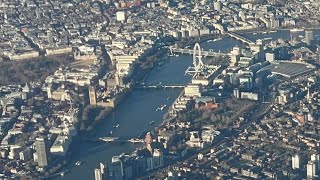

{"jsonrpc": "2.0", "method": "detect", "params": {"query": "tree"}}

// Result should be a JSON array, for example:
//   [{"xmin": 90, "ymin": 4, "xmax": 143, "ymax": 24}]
[
  {"xmin": 210, "ymin": 114, "xmax": 216, "ymax": 122},
  {"xmin": 27, "ymin": 98, "xmax": 35, "ymax": 106},
  {"xmin": 202, "ymin": 110, "xmax": 212, "ymax": 120}
]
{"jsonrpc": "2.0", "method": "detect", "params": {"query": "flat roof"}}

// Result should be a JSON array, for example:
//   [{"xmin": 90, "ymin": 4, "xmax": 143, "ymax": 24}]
[{"xmin": 259, "ymin": 62, "xmax": 315, "ymax": 78}]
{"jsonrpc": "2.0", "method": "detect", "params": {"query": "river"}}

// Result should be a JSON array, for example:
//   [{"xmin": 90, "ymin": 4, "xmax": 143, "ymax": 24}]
[{"xmin": 55, "ymin": 29, "xmax": 320, "ymax": 180}]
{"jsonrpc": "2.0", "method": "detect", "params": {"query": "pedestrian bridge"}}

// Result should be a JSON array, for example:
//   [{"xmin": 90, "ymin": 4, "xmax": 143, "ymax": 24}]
[{"xmin": 170, "ymin": 47, "xmax": 230, "ymax": 57}]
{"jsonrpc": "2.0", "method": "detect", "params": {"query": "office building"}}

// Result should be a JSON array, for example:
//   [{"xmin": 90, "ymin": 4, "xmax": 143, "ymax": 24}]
[
  {"xmin": 311, "ymin": 154, "xmax": 320, "ymax": 171},
  {"xmin": 266, "ymin": 52, "xmax": 275, "ymax": 62},
  {"xmin": 35, "ymin": 137, "xmax": 48, "ymax": 167},
  {"xmin": 213, "ymin": 1, "xmax": 222, "ymax": 11},
  {"xmin": 184, "ymin": 84, "xmax": 201, "ymax": 97},
  {"xmin": 305, "ymin": 30, "xmax": 314, "ymax": 45},
  {"xmin": 110, "ymin": 156, "xmax": 124, "ymax": 180},
  {"xmin": 116, "ymin": 11, "xmax": 126, "ymax": 22},
  {"xmin": 19, "ymin": 148, "xmax": 32, "ymax": 161},
  {"xmin": 94, "ymin": 162, "xmax": 110, "ymax": 180},
  {"xmin": 95, "ymin": 168, "xmax": 103, "ymax": 180},
  {"xmin": 100, "ymin": 162, "xmax": 110, "ymax": 180},
  {"xmin": 233, "ymin": 88, "xmax": 240, "ymax": 99},
  {"xmin": 307, "ymin": 161, "xmax": 316, "ymax": 178},
  {"xmin": 89, "ymin": 86, "xmax": 97, "ymax": 105},
  {"xmin": 292, "ymin": 154, "xmax": 300, "ymax": 169},
  {"xmin": 153, "ymin": 149, "xmax": 164, "ymax": 168}
]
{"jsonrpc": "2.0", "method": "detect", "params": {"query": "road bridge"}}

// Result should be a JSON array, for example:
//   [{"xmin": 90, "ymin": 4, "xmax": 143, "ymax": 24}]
[
  {"xmin": 226, "ymin": 32, "xmax": 255, "ymax": 45},
  {"xmin": 98, "ymin": 137, "xmax": 145, "ymax": 143},
  {"xmin": 135, "ymin": 84, "xmax": 185, "ymax": 89}
]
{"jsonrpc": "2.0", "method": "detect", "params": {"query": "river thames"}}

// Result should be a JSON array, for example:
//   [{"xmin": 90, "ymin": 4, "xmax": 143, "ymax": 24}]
[{"xmin": 55, "ymin": 29, "xmax": 320, "ymax": 180}]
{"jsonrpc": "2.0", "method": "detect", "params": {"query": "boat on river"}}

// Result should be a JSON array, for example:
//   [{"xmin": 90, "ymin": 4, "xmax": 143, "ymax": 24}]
[
  {"xmin": 99, "ymin": 137, "xmax": 119, "ymax": 142},
  {"xmin": 149, "ymin": 121, "xmax": 155, "ymax": 125},
  {"xmin": 60, "ymin": 170, "xmax": 69, "ymax": 176},
  {"xmin": 75, "ymin": 161, "xmax": 82, "ymax": 166},
  {"xmin": 290, "ymin": 28, "xmax": 304, "ymax": 32},
  {"xmin": 159, "ymin": 104, "xmax": 167, "ymax": 111},
  {"xmin": 213, "ymin": 38, "xmax": 222, "ymax": 42}
]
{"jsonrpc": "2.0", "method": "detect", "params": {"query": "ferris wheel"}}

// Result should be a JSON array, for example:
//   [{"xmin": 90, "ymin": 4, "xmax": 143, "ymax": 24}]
[{"xmin": 193, "ymin": 43, "xmax": 204, "ymax": 72}]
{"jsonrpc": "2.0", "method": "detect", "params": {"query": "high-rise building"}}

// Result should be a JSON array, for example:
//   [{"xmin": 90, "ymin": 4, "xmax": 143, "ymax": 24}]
[
  {"xmin": 100, "ymin": 162, "xmax": 110, "ymax": 180},
  {"xmin": 307, "ymin": 161, "xmax": 316, "ymax": 178},
  {"xmin": 89, "ymin": 86, "xmax": 97, "ymax": 105},
  {"xmin": 292, "ymin": 154, "xmax": 300, "ymax": 169},
  {"xmin": 233, "ymin": 88, "xmax": 240, "ymax": 99},
  {"xmin": 230, "ymin": 46, "xmax": 241, "ymax": 66},
  {"xmin": 116, "ymin": 11, "xmax": 126, "ymax": 22},
  {"xmin": 213, "ymin": 1, "xmax": 222, "ymax": 11},
  {"xmin": 94, "ymin": 163, "xmax": 110, "ymax": 180},
  {"xmin": 110, "ymin": 156, "xmax": 124, "ymax": 180},
  {"xmin": 265, "ymin": 52, "xmax": 275, "ymax": 62},
  {"xmin": 311, "ymin": 154, "xmax": 320, "ymax": 171},
  {"xmin": 47, "ymin": 31, "xmax": 54, "ymax": 44},
  {"xmin": 135, "ymin": 156, "xmax": 147, "ymax": 177},
  {"xmin": 153, "ymin": 149, "xmax": 164, "ymax": 168},
  {"xmin": 35, "ymin": 137, "xmax": 48, "ymax": 167},
  {"xmin": 305, "ymin": 30, "xmax": 314, "ymax": 45},
  {"xmin": 19, "ymin": 148, "xmax": 32, "ymax": 161},
  {"xmin": 95, "ymin": 168, "xmax": 103, "ymax": 180}
]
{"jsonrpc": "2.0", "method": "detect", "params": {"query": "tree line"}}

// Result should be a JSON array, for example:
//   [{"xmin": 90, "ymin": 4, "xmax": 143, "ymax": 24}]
[{"xmin": 0, "ymin": 56, "xmax": 72, "ymax": 85}]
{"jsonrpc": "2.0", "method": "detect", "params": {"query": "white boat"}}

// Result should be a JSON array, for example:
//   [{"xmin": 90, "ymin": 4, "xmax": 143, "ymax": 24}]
[
  {"xmin": 115, "ymin": 124, "xmax": 120, "ymax": 128},
  {"xmin": 160, "ymin": 104, "xmax": 167, "ymax": 111},
  {"xmin": 109, "ymin": 131, "xmax": 113, "ymax": 134},
  {"xmin": 75, "ymin": 161, "xmax": 82, "ymax": 166},
  {"xmin": 253, "ymin": 32, "xmax": 257, "ymax": 35},
  {"xmin": 128, "ymin": 138, "xmax": 144, "ymax": 143},
  {"xmin": 263, "ymin": 37, "xmax": 272, "ymax": 40},
  {"xmin": 60, "ymin": 172, "xmax": 65, "ymax": 176},
  {"xmin": 149, "ymin": 121, "xmax": 155, "ymax": 125},
  {"xmin": 175, "ymin": 54, "xmax": 179, "ymax": 57},
  {"xmin": 207, "ymin": 39, "xmax": 213, "ymax": 42},
  {"xmin": 213, "ymin": 38, "xmax": 222, "ymax": 42},
  {"xmin": 290, "ymin": 28, "xmax": 304, "ymax": 32},
  {"xmin": 99, "ymin": 137, "xmax": 119, "ymax": 142}
]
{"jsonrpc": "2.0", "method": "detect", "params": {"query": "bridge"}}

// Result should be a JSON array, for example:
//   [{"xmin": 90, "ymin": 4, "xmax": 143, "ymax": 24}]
[
  {"xmin": 169, "ymin": 47, "xmax": 230, "ymax": 57},
  {"xmin": 135, "ymin": 84, "xmax": 185, "ymax": 89},
  {"xmin": 226, "ymin": 32, "xmax": 255, "ymax": 45},
  {"xmin": 98, "ymin": 137, "xmax": 145, "ymax": 143}
]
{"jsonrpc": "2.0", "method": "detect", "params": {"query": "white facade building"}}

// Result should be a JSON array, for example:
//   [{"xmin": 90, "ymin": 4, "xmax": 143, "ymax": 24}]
[
  {"xmin": 292, "ymin": 154, "xmax": 300, "ymax": 169},
  {"xmin": 307, "ymin": 161, "xmax": 316, "ymax": 178}
]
